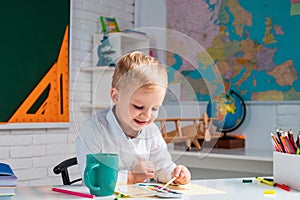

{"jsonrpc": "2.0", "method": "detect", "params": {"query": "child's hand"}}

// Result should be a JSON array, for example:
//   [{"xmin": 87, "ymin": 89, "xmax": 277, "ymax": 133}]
[
  {"xmin": 172, "ymin": 165, "xmax": 191, "ymax": 185},
  {"xmin": 129, "ymin": 161, "xmax": 155, "ymax": 183}
]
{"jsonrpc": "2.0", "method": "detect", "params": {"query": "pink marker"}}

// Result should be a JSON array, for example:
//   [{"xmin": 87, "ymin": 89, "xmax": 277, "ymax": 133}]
[{"xmin": 52, "ymin": 187, "xmax": 95, "ymax": 199}]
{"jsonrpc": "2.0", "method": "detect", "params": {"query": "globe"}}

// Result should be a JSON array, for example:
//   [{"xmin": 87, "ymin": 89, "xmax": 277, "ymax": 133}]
[{"xmin": 206, "ymin": 90, "xmax": 246, "ymax": 135}]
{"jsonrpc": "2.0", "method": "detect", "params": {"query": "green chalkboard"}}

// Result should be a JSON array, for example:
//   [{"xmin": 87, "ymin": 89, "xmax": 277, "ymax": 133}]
[{"xmin": 0, "ymin": 0, "xmax": 70, "ymax": 122}]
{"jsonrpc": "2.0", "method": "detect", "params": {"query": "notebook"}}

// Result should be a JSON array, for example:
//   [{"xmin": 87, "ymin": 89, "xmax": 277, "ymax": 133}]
[
  {"xmin": 0, "ymin": 186, "xmax": 16, "ymax": 196},
  {"xmin": 0, "ymin": 163, "xmax": 17, "ymax": 196}
]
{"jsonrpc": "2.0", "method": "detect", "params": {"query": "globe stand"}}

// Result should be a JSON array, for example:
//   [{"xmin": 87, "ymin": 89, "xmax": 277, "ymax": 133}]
[
  {"xmin": 220, "ymin": 132, "xmax": 235, "ymax": 139},
  {"xmin": 214, "ymin": 130, "xmax": 245, "ymax": 149}
]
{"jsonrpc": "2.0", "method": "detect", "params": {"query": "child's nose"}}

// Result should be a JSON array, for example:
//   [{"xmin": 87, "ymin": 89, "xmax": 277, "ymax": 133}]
[{"xmin": 141, "ymin": 109, "xmax": 151, "ymax": 119}]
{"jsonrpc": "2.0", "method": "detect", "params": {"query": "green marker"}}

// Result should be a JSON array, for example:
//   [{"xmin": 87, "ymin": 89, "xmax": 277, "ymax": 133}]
[
  {"xmin": 296, "ymin": 148, "xmax": 300, "ymax": 155},
  {"xmin": 242, "ymin": 179, "xmax": 252, "ymax": 183},
  {"xmin": 114, "ymin": 193, "xmax": 122, "ymax": 200}
]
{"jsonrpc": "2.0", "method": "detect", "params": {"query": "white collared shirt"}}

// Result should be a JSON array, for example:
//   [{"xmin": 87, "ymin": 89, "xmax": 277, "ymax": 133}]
[{"xmin": 75, "ymin": 107, "xmax": 176, "ymax": 184}]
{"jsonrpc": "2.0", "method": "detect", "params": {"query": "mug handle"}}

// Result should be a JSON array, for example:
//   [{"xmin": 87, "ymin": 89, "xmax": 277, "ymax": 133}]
[{"xmin": 84, "ymin": 163, "xmax": 101, "ymax": 192}]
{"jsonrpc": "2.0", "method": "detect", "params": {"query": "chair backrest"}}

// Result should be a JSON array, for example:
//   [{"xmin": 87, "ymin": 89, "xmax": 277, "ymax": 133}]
[{"xmin": 53, "ymin": 157, "xmax": 82, "ymax": 185}]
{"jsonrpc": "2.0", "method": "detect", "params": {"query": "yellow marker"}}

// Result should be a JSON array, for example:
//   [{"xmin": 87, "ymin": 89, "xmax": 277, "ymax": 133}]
[
  {"xmin": 256, "ymin": 177, "xmax": 274, "ymax": 186},
  {"xmin": 264, "ymin": 190, "xmax": 276, "ymax": 195}
]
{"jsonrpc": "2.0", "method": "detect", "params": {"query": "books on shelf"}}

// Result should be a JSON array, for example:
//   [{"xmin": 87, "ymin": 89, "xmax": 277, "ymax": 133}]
[{"xmin": 0, "ymin": 163, "xmax": 17, "ymax": 196}]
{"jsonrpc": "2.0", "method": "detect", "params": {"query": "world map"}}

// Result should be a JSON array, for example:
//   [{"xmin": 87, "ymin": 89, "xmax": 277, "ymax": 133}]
[{"xmin": 166, "ymin": 0, "xmax": 300, "ymax": 101}]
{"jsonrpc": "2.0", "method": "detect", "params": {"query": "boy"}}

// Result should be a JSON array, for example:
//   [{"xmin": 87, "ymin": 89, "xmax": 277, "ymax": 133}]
[{"xmin": 75, "ymin": 51, "xmax": 191, "ymax": 184}]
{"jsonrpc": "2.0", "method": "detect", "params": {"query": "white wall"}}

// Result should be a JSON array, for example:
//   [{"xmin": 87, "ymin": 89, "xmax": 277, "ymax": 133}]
[
  {"xmin": 134, "ymin": 0, "xmax": 167, "ymax": 64},
  {"xmin": 0, "ymin": 0, "xmax": 134, "ymax": 186},
  {"xmin": 135, "ymin": 0, "xmax": 300, "ymax": 151},
  {"xmin": 135, "ymin": 0, "xmax": 166, "ymax": 28}
]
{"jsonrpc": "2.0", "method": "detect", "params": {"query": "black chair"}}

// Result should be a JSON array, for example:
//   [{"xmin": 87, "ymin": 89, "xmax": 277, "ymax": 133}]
[{"xmin": 53, "ymin": 157, "xmax": 82, "ymax": 185}]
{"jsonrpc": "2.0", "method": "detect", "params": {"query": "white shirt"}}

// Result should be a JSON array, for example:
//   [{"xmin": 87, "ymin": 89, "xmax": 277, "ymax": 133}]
[{"xmin": 75, "ymin": 107, "xmax": 176, "ymax": 184}]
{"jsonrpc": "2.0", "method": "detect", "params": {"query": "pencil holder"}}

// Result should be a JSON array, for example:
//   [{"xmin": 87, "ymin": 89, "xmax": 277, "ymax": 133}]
[{"xmin": 273, "ymin": 151, "xmax": 300, "ymax": 191}]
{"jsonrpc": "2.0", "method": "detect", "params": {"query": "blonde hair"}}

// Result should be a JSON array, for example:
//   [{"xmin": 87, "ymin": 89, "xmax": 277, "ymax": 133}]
[{"xmin": 112, "ymin": 51, "xmax": 167, "ymax": 91}]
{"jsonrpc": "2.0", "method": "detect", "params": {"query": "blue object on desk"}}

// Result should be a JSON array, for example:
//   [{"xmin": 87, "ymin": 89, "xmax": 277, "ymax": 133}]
[{"xmin": 0, "ymin": 163, "xmax": 17, "ymax": 186}]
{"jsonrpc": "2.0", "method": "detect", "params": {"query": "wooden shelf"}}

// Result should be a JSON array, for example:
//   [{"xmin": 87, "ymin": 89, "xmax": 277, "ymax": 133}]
[{"xmin": 105, "ymin": 32, "xmax": 150, "ymax": 41}]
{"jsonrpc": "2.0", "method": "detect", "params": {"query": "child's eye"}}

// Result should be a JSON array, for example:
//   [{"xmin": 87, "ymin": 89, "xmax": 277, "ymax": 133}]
[
  {"xmin": 152, "ymin": 107, "xmax": 159, "ymax": 111},
  {"xmin": 134, "ymin": 105, "xmax": 143, "ymax": 109}
]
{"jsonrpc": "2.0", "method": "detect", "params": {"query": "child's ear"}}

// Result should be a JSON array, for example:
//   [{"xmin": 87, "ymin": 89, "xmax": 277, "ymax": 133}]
[{"xmin": 110, "ymin": 88, "xmax": 119, "ymax": 103}]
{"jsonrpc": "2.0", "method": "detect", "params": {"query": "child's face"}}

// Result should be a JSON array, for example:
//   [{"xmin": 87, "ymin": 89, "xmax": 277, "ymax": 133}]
[{"xmin": 111, "ymin": 86, "xmax": 166, "ymax": 135}]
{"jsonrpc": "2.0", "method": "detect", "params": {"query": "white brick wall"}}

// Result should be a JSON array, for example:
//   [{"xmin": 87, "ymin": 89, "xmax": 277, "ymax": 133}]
[
  {"xmin": 0, "ymin": 0, "xmax": 134, "ymax": 186},
  {"xmin": 277, "ymin": 104, "xmax": 300, "ymax": 128}
]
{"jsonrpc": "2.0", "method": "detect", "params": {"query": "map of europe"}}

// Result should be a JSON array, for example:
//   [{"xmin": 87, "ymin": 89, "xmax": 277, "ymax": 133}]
[{"xmin": 166, "ymin": 0, "xmax": 300, "ymax": 101}]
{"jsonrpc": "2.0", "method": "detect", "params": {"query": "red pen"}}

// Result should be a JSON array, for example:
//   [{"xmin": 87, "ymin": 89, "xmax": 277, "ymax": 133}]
[
  {"xmin": 274, "ymin": 183, "xmax": 290, "ymax": 192},
  {"xmin": 52, "ymin": 187, "xmax": 95, "ymax": 199}
]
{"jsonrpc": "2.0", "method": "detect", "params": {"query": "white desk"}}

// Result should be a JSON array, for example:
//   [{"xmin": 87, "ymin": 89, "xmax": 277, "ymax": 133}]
[
  {"xmin": 170, "ymin": 148, "xmax": 273, "ymax": 179},
  {"xmin": 10, "ymin": 178, "xmax": 300, "ymax": 200}
]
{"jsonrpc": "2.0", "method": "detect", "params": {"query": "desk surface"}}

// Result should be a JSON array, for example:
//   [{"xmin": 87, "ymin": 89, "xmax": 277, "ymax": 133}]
[{"xmin": 10, "ymin": 177, "xmax": 300, "ymax": 200}]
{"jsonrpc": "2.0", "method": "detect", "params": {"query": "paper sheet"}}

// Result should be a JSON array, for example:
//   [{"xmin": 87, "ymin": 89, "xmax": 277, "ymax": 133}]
[
  {"xmin": 115, "ymin": 184, "xmax": 156, "ymax": 197},
  {"xmin": 115, "ymin": 183, "xmax": 225, "ymax": 197},
  {"xmin": 168, "ymin": 183, "xmax": 225, "ymax": 195}
]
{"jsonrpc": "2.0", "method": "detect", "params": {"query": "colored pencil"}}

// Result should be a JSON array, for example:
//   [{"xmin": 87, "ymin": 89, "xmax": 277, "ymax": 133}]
[
  {"xmin": 275, "ymin": 128, "xmax": 285, "ymax": 153},
  {"xmin": 271, "ymin": 133, "xmax": 283, "ymax": 152},
  {"xmin": 280, "ymin": 135, "xmax": 295, "ymax": 154},
  {"xmin": 288, "ymin": 129, "xmax": 298, "ymax": 152}
]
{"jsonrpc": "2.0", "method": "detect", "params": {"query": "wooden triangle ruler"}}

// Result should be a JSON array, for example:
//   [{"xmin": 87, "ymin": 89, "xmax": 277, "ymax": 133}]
[{"xmin": 7, "ymin": 26, "xmax": 69, "ymax": 123}]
